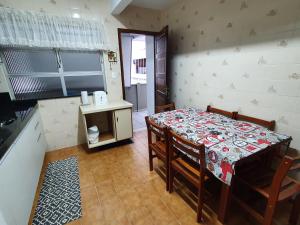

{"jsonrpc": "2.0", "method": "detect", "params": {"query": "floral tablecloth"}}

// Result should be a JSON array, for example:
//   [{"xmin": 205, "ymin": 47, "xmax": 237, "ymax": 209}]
[{"xmin": 149, "ymin": 108, "xmax": 291, "ymax": 185}]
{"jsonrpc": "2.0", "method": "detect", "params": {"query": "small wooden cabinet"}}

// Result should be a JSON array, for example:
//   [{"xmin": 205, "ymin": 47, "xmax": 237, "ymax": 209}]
[{"xmin": 80, "ymin": 101, "xmax": 133, "ymax": 148}]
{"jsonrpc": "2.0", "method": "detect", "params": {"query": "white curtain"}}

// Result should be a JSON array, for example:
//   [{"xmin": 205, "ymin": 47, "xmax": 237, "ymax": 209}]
[{"xmin": 0, "ymin": 7, "xmax": 108, "ymax": 50}]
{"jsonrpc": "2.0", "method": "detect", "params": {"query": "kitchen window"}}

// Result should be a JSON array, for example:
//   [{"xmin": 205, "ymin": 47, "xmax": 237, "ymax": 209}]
[{"xmin": 0, "ymin": 48, "xmax": 106, "ymax": 100}]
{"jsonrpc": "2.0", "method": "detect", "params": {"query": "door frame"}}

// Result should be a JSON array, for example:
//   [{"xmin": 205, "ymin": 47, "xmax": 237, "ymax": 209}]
[{"xmin": 117, "ymin": 28, "xmax": 157, "ymax": 100}]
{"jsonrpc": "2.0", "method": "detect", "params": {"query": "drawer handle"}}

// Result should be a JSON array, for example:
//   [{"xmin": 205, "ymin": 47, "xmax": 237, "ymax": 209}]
[
  {"xmin": 34, "ymin": 121, "xmax": 40, "ymax": 130},
  {"xmin": 37, "ymin": 132, "xmax": 42, "ymax": 142}
]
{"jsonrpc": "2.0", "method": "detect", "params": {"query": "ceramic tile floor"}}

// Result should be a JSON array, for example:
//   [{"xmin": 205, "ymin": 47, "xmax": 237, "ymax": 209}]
[
  {"xmin": 132, "ymin": 110, "xmax": 147, "ymax": 131},
  {"xmin": 29, "ymin": 130, "xmax": 294, "ymax": 225}
]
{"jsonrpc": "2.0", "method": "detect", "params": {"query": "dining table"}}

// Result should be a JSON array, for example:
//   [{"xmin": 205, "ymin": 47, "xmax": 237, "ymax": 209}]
[{"xmin": 149, "ymin": 107, "xmax": 292, "ymax": 223}]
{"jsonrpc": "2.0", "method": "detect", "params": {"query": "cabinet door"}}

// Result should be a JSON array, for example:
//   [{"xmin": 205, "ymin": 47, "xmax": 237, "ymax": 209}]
[
  {"xmin": 0, "ymin": 110, "xmax": 46, "ymax": 225},
  {"xmin": 115, "ymin": 108, "xmax": 133, "ymax": 141},
  {"xmin": 0, "ymin": 143, "xmax": 19, "ymax": 225},
  {"xmin": 0, "ymin": 127, "xmax": 33, "ymax": 225},
  {"xmin": 11, "ymin": 112, "xmax": 43, "ymax": 225},
  {"xmin": 32, "ymin": 112, "xmax": 47, "ymax": 181}
]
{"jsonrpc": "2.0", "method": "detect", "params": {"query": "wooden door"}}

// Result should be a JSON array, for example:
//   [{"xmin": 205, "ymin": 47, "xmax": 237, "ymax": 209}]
[
  {"xmin": 114, "ymin": 108, "xmax": 133, "ymax": 141},
  {"xmin": 155, "ymin": 26, "xmax": 169, "ymax": 109}
]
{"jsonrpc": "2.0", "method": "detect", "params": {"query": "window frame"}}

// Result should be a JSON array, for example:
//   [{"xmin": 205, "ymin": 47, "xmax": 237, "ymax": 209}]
[{"xmin": 0, "ymin": 47, "xmax": 106, "ymax": 100}]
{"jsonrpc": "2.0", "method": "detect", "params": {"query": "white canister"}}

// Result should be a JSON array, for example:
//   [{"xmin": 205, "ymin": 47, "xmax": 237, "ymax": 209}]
[
  {"xmin": 93, "ymin": 91, "xmax": 107, "ymax": 106},
  {"xmin": 88, "ymin": 126, "xmax": 99, "ymax": 144},
  {"xmin": 81, "ymin": 91, "xmax": 89, "ymax": 105}
]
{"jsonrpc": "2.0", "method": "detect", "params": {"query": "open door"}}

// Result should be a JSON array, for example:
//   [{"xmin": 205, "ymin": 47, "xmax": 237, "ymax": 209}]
[{"xmin": 154, "ymin": 26, "xmax": 169, "ymax": 110}]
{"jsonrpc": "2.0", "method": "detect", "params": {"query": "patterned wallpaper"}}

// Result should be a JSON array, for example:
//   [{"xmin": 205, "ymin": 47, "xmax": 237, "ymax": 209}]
[
  {"xmin": 161, "ymin": 0, "xmax": 300, "ymax": 150},
  {"xmin": 1, "ymin": 0, "xmax": 300, "ymax": 151},
  {"xmin": 0, "ymin": 0, "xmax": 161, "ymax": 151}
]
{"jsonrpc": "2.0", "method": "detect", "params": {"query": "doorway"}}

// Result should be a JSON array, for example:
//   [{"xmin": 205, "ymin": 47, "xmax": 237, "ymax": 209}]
[
  {"xmin": 119, "ymin": 31, "xmax": 155, "ymax": 131},
  {"xmin": 118, "ymin": 27, "xmax": 169, "ymax": 132}
]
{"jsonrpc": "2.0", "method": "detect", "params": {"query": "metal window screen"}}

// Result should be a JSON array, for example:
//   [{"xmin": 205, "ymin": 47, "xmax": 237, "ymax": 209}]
[
  {"xmin": 64, "ymin": 75, "xmax": 105, "ymax": 96},
  {"xmin": 60, "ymin": 50, "xmax": 103, "ymax": 72},
  {"xmin": 9, "ymin": 76, "xmax": 63, "ymax": 100},
  {"xmin": 2, "ymin": 48, "xmax": 58, "ymax": 74},
  {"xmin": 1, "ymin": 48, "xmax": 106, "ymax": 100}
]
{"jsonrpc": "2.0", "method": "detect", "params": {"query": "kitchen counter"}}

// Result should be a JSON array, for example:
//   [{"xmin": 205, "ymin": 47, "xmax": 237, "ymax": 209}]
[
  {"xmin": 80, "ymin": 100, "xmax": 133, "ymax": 114},
  {"xmin": 0, "ymin": 102, "xmax": 38, "ymax": 163},
  {"xmin": 0, "ymin": 99, "xmax": 46, "ymax": 225}
]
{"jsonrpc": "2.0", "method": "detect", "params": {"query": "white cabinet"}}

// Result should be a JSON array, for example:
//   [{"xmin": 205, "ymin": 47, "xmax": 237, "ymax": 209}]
[
  {"xmin": 0, "ymin": 143, "xmax": 19, "ymax": 225},
  {"xmin": 80, "ymin": 101, "xmax": 133, "ymax": 148},
  {"xmin": 115, "ymin": 108, "xmax": 133, "ymax": 141},
  {"xmin": 0, "ymin": 109, "xmax": 46, "ymax": 225}
]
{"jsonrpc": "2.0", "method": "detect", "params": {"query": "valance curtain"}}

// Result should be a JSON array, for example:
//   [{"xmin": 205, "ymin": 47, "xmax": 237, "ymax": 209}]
[{"xmin": 0, "ymin": 7, "xmax": 108, "ymax": 50}]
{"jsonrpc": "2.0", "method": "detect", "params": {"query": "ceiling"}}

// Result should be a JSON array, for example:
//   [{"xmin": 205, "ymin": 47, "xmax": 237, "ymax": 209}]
[{"xmin": 130, "ymin": 0, "xmax": 179, "ymax": 10}]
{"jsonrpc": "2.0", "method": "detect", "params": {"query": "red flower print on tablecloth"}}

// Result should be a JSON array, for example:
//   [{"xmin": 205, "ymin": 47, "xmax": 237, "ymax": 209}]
[{"xmin": 149, "ymin": 108, "xmax": 291, "ymax": 185}]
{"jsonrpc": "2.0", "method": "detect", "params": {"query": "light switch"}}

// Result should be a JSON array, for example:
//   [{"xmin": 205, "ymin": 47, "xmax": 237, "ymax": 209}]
[{"xmin": 112, "ymin": 72, "xmax": 118, "ymax": 79}]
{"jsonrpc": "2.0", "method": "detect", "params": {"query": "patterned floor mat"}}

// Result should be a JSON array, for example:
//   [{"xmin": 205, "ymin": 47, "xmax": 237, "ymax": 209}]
[{"xmin": 32, "ymin": 157, "xmax": 82, "ymax": 225}]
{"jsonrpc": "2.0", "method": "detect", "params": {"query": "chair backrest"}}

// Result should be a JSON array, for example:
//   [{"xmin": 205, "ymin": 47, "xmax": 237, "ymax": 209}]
[
  {"xmin": 270, "ymin": 155, "xmax": 300, "ymax": 200},
  {"xmin": 155, "ymin": 102, "xmax": 175, "ymax": 113},
  {"xmin": 289, "ymin": 156, "xmax": 300, "ymax": 172},
  {"xmin": 145, "ymin": 116, "xmax": 167, "ymax": 141},
  {"xmin": 206, "ymin": 105, "xmax": 235, "ymax": 119},
  {"xmin": 234, "ymin": 113, "xmax": 275, "ymax": 131},
  {"xmin": 168, "ymin": 129, "xmax": 206, "ymax": 170}
]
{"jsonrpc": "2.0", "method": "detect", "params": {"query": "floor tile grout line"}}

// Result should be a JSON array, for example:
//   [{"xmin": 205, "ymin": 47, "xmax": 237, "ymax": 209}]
[{"xmin": 29, "ymin": 130, "xmax": 292, "ymax": 225}]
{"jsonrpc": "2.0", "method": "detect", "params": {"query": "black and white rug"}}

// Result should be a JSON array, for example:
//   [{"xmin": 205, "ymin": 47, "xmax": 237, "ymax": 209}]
[{"xmin": 32, "ymin": 157, "xmax": 82, "ymax": 225}]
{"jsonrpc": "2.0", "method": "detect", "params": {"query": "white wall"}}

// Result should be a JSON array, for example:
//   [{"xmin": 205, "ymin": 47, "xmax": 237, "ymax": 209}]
[
  {"xmin": 0, "ymin": 210, "xmax": 9, "ymax": 225},
  {"xmin": 132, "ymin": 37, "xmax": 146, "ymax": 59},
  {"xmin": 131, "ymin": 36, "xmax": 147, "ymax": 84},
  {"xmin": 146, "ymin": 35, "xmax": 155, "ymax": 115},
  {"xmin": 121, "ymin": 34, "xmax": 133, "ymax": 87},
  {"xmin": 162, "ymin": 0, "xmax": 300, "ymax": 150}
]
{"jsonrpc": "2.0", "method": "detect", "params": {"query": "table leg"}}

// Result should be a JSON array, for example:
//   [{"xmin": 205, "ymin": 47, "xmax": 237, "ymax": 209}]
[{"xmin": 218, "ymin": 183, "xmax": 231, "ymax": 224}]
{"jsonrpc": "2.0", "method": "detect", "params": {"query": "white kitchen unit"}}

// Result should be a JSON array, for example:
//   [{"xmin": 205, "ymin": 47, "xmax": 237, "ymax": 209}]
[
  {"xmin": 0, "ymin": 109, "xmax": 47, "ymax": 225},
  {"xmin": 80, "ymin": 100, "xmax": 133, "ymax": 148}
]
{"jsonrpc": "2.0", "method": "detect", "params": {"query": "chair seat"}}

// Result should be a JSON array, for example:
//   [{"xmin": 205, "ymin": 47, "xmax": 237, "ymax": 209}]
[
  {"xmin": 237, "ymin": 166, "xmax": 300, "ymax": 202},
  {"xmin": 171, "ymin": 157, "xmax": 209, "ymax": 187},
  {"xmin": 149, "ymin": 141, "xmax": 166, "ymax": 160},
  {"xmin": 233, "ymin": 154, "xmax": 300, "ymax": 225},
  {"xmin": 291, "ymin": 162, "xmax": 300, "ymax": 171}
]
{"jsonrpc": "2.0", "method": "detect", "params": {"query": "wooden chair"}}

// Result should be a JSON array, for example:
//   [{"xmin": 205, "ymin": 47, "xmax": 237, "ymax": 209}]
[
  {"xmin": 234, "ymin": 113, "xmax": 277, "ymax": 167},
  {"xmin": 206, "ymin": 105, "xmax": 235, "ymax": 118},
  {"xmin": 168, "ymin": 129, "xmax": 208, "ymax": 223},
  {"xmin": 234, "ymin": 113, "xmax": 276, "ymax": 131},
  {"xmin": 234, "ymin": 112, "xmax": 278, "ymax": 169},
  {"xmin": 232, "ymin": 155, "xmax": 300, "ymax": 225},
  {"xmin": 145, "ymin": 116, "xmax": 169, "ymax": 191},
  {"xmin": 155, "ymin": 102, "xmax": 175, "ymax": 113}
]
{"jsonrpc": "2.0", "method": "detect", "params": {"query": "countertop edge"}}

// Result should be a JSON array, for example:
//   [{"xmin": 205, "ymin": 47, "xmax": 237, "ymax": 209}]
[
  {"xmin": 80, "ymin": 100, "xmax": 133, "ymax": 114},
  {"xmin": 0, "ymin": 105, "xmax": 38, "ymax": 165}
]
